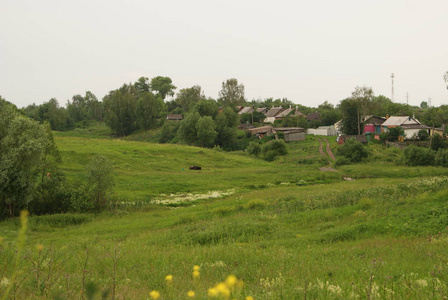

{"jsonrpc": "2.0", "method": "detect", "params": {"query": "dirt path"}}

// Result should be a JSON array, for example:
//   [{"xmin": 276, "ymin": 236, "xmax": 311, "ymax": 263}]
[
  {"xmin": 317, "ymin": 138, "xmax": 325, "ymax": 157},
  {"xmin": 324, "ymin": 138, "xmax": 336, "ymax": 161}
]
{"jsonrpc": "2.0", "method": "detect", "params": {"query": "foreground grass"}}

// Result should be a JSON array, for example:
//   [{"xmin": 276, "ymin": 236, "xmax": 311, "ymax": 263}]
[{"xmin": 1, "ymin": 176, "xmax": 448, "ymax": 299}]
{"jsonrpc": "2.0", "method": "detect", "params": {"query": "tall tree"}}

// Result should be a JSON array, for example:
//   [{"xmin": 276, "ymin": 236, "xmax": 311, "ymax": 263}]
[
  {"xmin": 150, "ymin": 76, "xmax": 176, "ymax": 100},
  {"xmin": 215, "ymin": 107, "xmax": 239, "ymax": 150},
  {"xmin": 103, "ymin": 84, "xmax": 138, "ymax": 136},
  {"xmin": 38, "ymin": 98, "xmax": 69, "ymax": 131},
  {"xmin": 196, "ymin": 116, "xmax": 217, "ymax": 148},
  {"xmin": 137, "ymin": 92, "xmax": 165, "ymax": 130},
  {"xmin": 218, "ymin": 78, "xmax": 245, "ymax": 106},
  {"xmin": 178, "ymin": 111, "xmax": 201, "ymax": 145},
  {"xmin": 134, "ymin": 76, "xmax": 151, "ymax": 93},
  {"xmin": 351, "ymin": 86, "xmax": 374, "ymax": 135},
  {"xmin": 0, "ymin": 99, "xmax": 48, "ymax": 217},
  {"xmin": 194, "ymin": 99, "xmax": 219, "ymax": 119},
  {"xmin": 175, "ymin": 85, "xmax": 206, "ymax": 112}
]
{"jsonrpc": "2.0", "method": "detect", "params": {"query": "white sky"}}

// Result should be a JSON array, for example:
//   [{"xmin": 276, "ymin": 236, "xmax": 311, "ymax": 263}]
[{"xmin": 1, "ymin": 0, "xmax": 447, "ymax": 108}]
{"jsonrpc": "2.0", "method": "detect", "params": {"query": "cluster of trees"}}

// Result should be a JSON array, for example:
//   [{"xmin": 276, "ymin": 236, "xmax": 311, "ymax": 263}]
[{"xmin": 0, "ymin": 98, "xmax": 115, "ymax": 219}]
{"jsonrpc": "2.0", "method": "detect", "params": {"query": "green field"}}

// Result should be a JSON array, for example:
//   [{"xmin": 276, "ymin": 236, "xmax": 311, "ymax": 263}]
[{"xmin": 1, "ymin": 132, "xmax": 448, "ymax": 299}]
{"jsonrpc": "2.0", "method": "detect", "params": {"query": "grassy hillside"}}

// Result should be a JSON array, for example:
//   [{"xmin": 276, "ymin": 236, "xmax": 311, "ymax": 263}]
[
  {"xmin": 53, "ymin": 135, "xmax": 343, "ymax": 201},
  {"xmin": 1, "ymin": 133, "xmax": 448, "ymax": 299}
]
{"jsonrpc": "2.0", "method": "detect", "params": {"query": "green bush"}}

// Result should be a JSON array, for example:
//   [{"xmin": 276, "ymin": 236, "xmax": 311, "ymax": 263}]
[
  {"xmin": 334, "ymin": 157, "xmax": 351, "ymax": 166},
  {"xmin": 431, "ymin": 134, "xmax": 445, "ymax": 151},
  {"xmin": 417, "ymin": 129, "xmax": 429, "ymax": 141},
  {"xmin": 336, "ymin": 138, "xmax": 368, "ymax": 163},
  {"xmin": 261, "ymin": 139, "xmax": 288, "ymax": 161},
  {"xmin": 247, "ymin": 142, "xmax": 261, "ymax": 157},
  {"xmin": 402, "ymin": 145, "xmax": 435, "ymax": 166},
  {"xmin": 435, "ymin": 148, "xmax": 448, "ymax": 167}
]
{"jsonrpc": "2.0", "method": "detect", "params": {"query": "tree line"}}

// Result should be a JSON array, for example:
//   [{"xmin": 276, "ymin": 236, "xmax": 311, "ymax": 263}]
[{"xmin": 20, "ymin": 75, "xmax": 448, "ymax": 143}]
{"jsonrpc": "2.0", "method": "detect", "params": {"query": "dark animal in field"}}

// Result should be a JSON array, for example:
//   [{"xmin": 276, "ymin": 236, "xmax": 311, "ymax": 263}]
[{"xmin": 189, "ymin": 166, "xmax": 201, "ymax": 170}]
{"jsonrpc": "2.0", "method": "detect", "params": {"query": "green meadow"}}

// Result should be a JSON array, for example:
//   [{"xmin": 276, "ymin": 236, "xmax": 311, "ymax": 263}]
[{"xmin": 1, "ymin": 131, "xmax": 448, "ymax": 299}]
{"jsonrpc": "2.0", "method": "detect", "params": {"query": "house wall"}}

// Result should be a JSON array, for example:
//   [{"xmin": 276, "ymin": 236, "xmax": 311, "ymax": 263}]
[
  {"xmin": 363, "ymin": 124, "xmax": 375, "ymax": 133},
  {"xmin": 307, "ymin": 126, "xmax": 337, "ymax": 136},
  {"xmin": 404, "ymin": 129, "xmax": 429, "ymax": 139},
  {"xmin": 285, "ymin": 132, "xmax": 305, "ymax": 142},
  {"xmin": 264, "ymin": 117, "xmax": 276, "ymax": 123}
]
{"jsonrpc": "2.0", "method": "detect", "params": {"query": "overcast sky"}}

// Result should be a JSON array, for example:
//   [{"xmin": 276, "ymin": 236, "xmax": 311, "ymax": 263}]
[{"xmin": 1, "ymin": 0, "xmax": 447, "ymax": 109}]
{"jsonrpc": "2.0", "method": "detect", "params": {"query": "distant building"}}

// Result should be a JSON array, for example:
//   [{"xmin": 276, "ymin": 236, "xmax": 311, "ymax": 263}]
[
  {"xmin": 381, "ymin": 116, "xmax": 430, "ymax": 139},
  {"xmin": 166, "ymin": 114, "xmax": 183, "ymax": 121},
  {"xmin": 307, "ymin": 126, "xmax": 338, "ymax": 136}
]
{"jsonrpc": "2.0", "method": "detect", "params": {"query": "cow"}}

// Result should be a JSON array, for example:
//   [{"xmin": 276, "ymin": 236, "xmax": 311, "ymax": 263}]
[{"xmin": 189, "ymin": 166, "xmax": 201, "ymax": 170}]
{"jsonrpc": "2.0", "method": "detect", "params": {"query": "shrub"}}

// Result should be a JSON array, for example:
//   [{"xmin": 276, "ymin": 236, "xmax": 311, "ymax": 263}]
[
  {"xmin": 247, "ymin": 142, "xmax": 261, "ymax": 157},
  {"xmin": 261, "ymin": 139, "xmax": 288, "ymax": 161},
  {"xmin": 431, "ymin": 134, "xmax": 445, "ymax": 151},
  {"xmin": 435, "ymin": 148, "xmax": 448, "ymax": 167},
  {"xmin": 402, "ymin": 145, "xmax": 435, "ymax": 166},
  {"xmin": 336, "ymin": 138, "xmax": 368, "ymax": 163},
  {"xmin": 417, "ymin": 129, "xmax": 429, "ymax": 141},
  {"xmin": 334, "ymin": 157, "xmax": 351, "ymax": 166}
]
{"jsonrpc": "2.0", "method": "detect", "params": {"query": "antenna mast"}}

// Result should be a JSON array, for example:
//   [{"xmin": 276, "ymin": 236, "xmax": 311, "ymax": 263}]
[{"xmin": 391, "ymin": 73, "xmax": 395, "ymax": 101}]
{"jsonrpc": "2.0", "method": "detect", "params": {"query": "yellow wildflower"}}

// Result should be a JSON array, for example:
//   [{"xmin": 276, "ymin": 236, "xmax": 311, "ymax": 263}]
[
  {"xmin": 216, "ymin": 283, "xmax": 230, "ymax": 298},
  {"xmin": 193, "ymin": 265, "xmax": 200, "ymax": 272},
  {"xmin": 225, "ymin": 275, "xmax": 237, "ymax": 288},
  {"xmin": 187, "ymin": 290, "xmax": 195, "ymax": 298},
  {"xmin": 149, "ymin": 290, "xmax": 160, "ymax": 299},
  {"xmin": 246, "ymin": 297, "xmax": 254, "ymax": 300},
  {"xmin": 192, "ymin": 270, "xmax": 200, "ymax": 279},
  {"xmin": 208, "ymin": 288, "xmax": 218, "ymax": 297},
  {"xmin": 36, "ymin": 244, "xmax": 44, "ymax": 252},
  {"xmin": 165, "ymin": 274, "xmax": 173, "ymax": 283}
]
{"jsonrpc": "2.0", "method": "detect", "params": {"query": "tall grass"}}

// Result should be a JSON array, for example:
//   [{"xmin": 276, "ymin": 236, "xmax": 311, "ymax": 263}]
[{"xmin": 1, "ymin": 176, "xmax": 448, "ymax": 299}]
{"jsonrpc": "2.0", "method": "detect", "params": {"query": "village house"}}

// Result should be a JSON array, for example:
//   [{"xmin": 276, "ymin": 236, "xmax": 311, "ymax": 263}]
[
  {"xmin": 263, "ymin": 107, "xmax": 284, "ymax": 123},
  {"xmin": 363, "ymin": 115, "xmax": 387, "ymax": 141},
  {"xmin": 381, "ymin": 116, "xmax": 430, "ymax": 140},
  {"xmin": 307, "ymin": 125, "xmax": 338, "ymax": 136},
  {"xmin": 238, "ymin": 106, "xmax": 255, "ymax": 115},
  {"xmin": 275, "ymin": 127, "xmax": 306, "ymax": 141}
]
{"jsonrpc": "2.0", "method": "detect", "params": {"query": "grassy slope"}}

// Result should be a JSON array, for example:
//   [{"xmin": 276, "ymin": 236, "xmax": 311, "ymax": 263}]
[
  {"xmin": 53, "ymin": 134, "xmax": 344, "ymax": 200},
  {"xmin": 2, "ymin": 131, "xmax": 448, "ymax": 299}
]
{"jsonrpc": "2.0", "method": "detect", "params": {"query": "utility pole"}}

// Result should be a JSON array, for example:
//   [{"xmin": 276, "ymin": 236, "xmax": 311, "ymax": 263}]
[
  {"xmin": 428, "ymin": 97, "xmax": 432, "ymax": 107},
  {"xmin": 391, "ymin": 73, "xmax": 395, "ymax": 101},
  {"xmin": 406, "ymin": 92, "xmax": 409, "ymax": 105}
]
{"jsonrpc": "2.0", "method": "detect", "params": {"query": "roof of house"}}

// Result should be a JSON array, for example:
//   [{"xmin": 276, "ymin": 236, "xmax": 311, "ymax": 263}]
[
  {"xmin": 293, "ymin": 110, "xmax": 306, "ymax": 117},
  {"xmin": 238, "ymin": 106, "xmax": 254, "ymax": 114},
  {"xmin": 166, "ymin": 114, "xmax": 183, "ymax": 120},
  {"xmin": 274, "ymin": 127, "xmax": 305, "ymax": 133},
  {"xmin": 307, "ymin": 112, "xmax": 321, "ymax": 121},
  {"xmin": 265, "ymin": 107, "xmax": 284, "ymax": 118},
  {"xmin": 400, "ymin": 124, "xmax": 431, "ymax": 130},
  {"xmin": 382, "ymin": 116, "xmax": 420, "ymax": 127},
  {"xmin": 363, "ymin": 115, "xmax": 387, "ymax": 125},
  {"xmin": 248, "ymin": 126, "xmax": 275, "ymax": 135},
  {"xmin": 256, "ymin": 107, "xmax": 268, "ymax": 113},
  {"xmin": 275, "ymin": 107, "xmax": 294, "ymax": 118}
]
